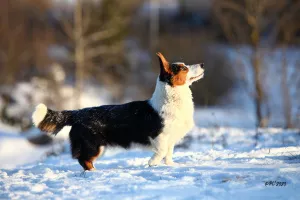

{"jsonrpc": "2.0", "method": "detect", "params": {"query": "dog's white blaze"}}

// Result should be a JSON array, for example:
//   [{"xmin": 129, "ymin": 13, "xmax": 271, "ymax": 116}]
[
  {"xmin": 149, "ymin": 78, "xmax": 195, "ymax": 165},
  {"xmin": 32, "ymin": 103, "xmax": 47, "ymax": 126},
  {"xmin": 186, "ymin": 64, "xmax": 205, "ymax": 85}
]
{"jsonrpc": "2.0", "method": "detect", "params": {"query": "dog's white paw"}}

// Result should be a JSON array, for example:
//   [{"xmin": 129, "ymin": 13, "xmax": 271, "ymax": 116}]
[
  {"xmin": 165, "ymin": 160, "xmax": 176, "ymax": 166},
  {"xmin": 148, "ymin": 158, "xmax": 161, "ymax": 166}
]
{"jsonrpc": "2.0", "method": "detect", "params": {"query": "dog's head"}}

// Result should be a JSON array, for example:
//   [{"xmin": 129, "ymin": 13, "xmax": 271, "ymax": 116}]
[{"xmin": 156, "ymin": 52, "xmax": 204, "ymax": 87}]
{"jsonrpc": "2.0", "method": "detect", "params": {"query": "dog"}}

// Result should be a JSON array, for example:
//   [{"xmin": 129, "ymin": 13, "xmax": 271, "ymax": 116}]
[{"xmin": 32, "ymin": 52, "xmax": 204, "ymax": 171}]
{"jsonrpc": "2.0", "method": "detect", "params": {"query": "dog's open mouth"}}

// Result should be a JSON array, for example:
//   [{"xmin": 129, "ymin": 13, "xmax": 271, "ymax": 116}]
[{"xmin": 190, "ymin": 72, "xmax": 204, "ymax": 81}]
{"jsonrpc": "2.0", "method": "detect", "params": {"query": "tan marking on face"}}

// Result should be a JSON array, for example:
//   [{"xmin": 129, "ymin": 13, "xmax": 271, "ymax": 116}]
[
  {"xmin": 156, "ymin": 52, "xmax": 189, "ymax": 86},
  {"xmin": 171, "ymin": 70, "xmax": 188, "ymax": 86}
]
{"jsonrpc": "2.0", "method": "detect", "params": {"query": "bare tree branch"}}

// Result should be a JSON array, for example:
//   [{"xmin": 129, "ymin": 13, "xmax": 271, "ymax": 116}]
[
  {"xmin": 213, "ymin": 7, "xmax": 237, "ymax": 43},
  {"xmin": 84, "ymin": 29, "xmax": 119, "ymax": 47},
  {"xmin": 82, "ymin": 2, "xmax": 92, "ymax": 33},
  {"xmin": 214, "ymin": 0, "xmax": 245, "ymax": 16},
  {"xmin": 85, "ymin": 45, "xmax": 121, "ymax": 61},
  {"xmin": 271, "ymin": 1, "xmax": 300, "ymax": 40},
  {"xmin": 60, "ymin": 17, "xmax": 74, "ymax": 40}
]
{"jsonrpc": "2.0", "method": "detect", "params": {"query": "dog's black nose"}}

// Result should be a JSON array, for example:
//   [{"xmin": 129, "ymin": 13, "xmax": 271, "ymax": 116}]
[{"xmin": 200, "ymin": 63, "xmax": 204, "ymax": 69}]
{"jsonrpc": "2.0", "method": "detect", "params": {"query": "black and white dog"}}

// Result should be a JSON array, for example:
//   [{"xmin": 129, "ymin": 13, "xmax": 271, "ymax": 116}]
[{"xmin": 32, "ymin": 52, "xmax": 204, "ymax": 171}]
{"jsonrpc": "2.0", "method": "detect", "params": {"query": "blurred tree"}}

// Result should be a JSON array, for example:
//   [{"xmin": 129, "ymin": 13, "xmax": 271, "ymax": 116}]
[
  {"xmin": 149, "ymin": 0, "xmax": 160, "ymax": 70},
  {"xmin": 0, "ymin": 0, "xmax": 31, "ymax": 84},
  {"xmin": 213, "ymin": 0, "xmax": 298, "ymax": 128},
  {"xmin": 56, "ymin": 0, "xmax": 141, "ymax": 108},
  {"xmin": 275, "ymin": 1, "xmax": 300, "ymax": 128},
  {"xmin": 0, "ymin": 0, "xmax": 54, "ymax": 84}
]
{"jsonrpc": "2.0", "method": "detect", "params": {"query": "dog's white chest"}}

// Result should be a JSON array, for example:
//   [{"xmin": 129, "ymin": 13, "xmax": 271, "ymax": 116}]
[
  {"xmin": 161, "ymin": 102, "xmax": 194, "ymax": 143},
  {"xmin": 149, "ymin": 79, "xmax": 195, "ymax": 144}
]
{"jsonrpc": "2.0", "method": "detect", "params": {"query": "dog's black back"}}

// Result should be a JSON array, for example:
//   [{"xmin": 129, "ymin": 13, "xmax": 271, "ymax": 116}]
[{"xmin": 70, "ymin": 100, "xmax": 163, "ymax": 149}]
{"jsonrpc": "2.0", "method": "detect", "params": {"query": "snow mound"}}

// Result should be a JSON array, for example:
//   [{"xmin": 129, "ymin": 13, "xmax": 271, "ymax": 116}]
[
  {"xmin": 0, "ymin": 147, "xmax": 300, "ymax": 199},
  {"xmin": 0, "ymin": 128, "xmax": 300, "ymax": 199}
]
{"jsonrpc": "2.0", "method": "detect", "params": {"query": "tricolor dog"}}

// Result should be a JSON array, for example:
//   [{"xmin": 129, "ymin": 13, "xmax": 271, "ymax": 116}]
[{"xmin": 32, "ymin": 52, "xmax": 204, "ymax": 171}]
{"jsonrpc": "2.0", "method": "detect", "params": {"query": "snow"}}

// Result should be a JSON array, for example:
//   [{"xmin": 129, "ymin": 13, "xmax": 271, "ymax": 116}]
[
  {"xmin": 0, "ymin": 132, "xmax": 50, "ymax": 169},
  {"xmin": 0, "ymin": 120, "xmax": 299, "ymax": 199},
  {"xmin": 1, "ymin": 147, "xmax": 300, "ymax": 199},
  {"xmin": 194, "ymin": 107, "xmax": 256, "ymax": 128},
  {"xmin": 0, "ymin": 123, "xmax": 69, "ymax": 170}
]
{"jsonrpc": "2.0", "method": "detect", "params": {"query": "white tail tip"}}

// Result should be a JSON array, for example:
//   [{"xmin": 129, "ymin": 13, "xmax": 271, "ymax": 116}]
[{"xmin": 32, "ymin": 103, "xmax": 47, "ymax": 127}]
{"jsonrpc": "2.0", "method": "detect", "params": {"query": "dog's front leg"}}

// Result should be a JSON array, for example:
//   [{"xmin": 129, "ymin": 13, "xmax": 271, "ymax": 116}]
[
  {"xmin": 148, "ymin": 135, "xmax": 168, "ymax": 166},
  {"xmin": 165, "ymin": 144, "xmax": 175, "ymax": 166},
  {"xmin": 148, "ymin": 151, "xmax": 167, "ymax": 166}
]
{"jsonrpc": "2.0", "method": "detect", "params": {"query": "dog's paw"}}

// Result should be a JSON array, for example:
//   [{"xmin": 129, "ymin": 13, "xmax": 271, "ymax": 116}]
[
  {"xmin": 148, "ymin": 158, "xmax": 161, "ymax": 167},
  {"xmin": 165, "ymin": 160, "xmax": 176, "ymax": 166}
]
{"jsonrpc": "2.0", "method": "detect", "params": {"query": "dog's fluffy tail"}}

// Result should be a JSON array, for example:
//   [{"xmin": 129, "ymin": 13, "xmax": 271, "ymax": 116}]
[{"xmin": 32, "ymin": 104, "xmax": 73, "ymax": 135}]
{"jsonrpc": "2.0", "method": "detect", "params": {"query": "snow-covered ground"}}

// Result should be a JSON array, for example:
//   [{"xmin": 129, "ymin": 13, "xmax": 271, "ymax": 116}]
[
  {"xmin": 0, "ymin": 123, "xmax": 68, "ymax": 170},
  {"xmin": 0, "ymin": 120, "xmax": 299, "ymax": 199}
]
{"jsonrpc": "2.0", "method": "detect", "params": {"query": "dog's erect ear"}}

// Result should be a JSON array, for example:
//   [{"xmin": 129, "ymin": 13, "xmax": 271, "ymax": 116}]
[{"xmin": 156, "ymin": 52, "xmax": 171, "ymax": 74}]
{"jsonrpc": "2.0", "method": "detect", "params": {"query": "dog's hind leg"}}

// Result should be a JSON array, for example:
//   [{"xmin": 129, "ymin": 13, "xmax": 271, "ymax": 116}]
[
  {"xmin": 78, "ymin": 145, "xmax": 105, "ymax": 171},
  {"xmin": 94, "ymin": 146, "xmax": 105, "ymax": 161},
  {"xmin": 78, "ymin": 159, "xmax": 95, "ymax": 171},
  {"xmin": 69, "ymin": 125, "xmax": 106, "ymax": 171},
  {"xmin": 69, "ymin": 126, "xmax": 82, "ymax": 159}
]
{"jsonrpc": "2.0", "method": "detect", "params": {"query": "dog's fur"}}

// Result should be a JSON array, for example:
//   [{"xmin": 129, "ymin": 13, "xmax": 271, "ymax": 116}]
[{"xmin": 32, "ymin": 52, "xmax": 204, "ymax": 170}]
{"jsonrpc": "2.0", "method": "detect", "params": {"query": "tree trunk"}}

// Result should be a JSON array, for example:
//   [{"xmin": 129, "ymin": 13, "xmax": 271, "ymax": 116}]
[
  {"xmin": 252, "ymin": 47, "xmax": 266, "ymax": 127},
  {"xmin": 74, "ymin": 0, "xmax": 84, "ymax": 109},
  {"xmin": 281, "ymin": 46, "xmax": 293, "ymax": 128},
  {"xmin": 149, "ymin": 0, "xmax": 159, "ymax": 69},
  {"xmin": 251, "ymin": 20, "xmax": 268, "ymax": 128}
]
